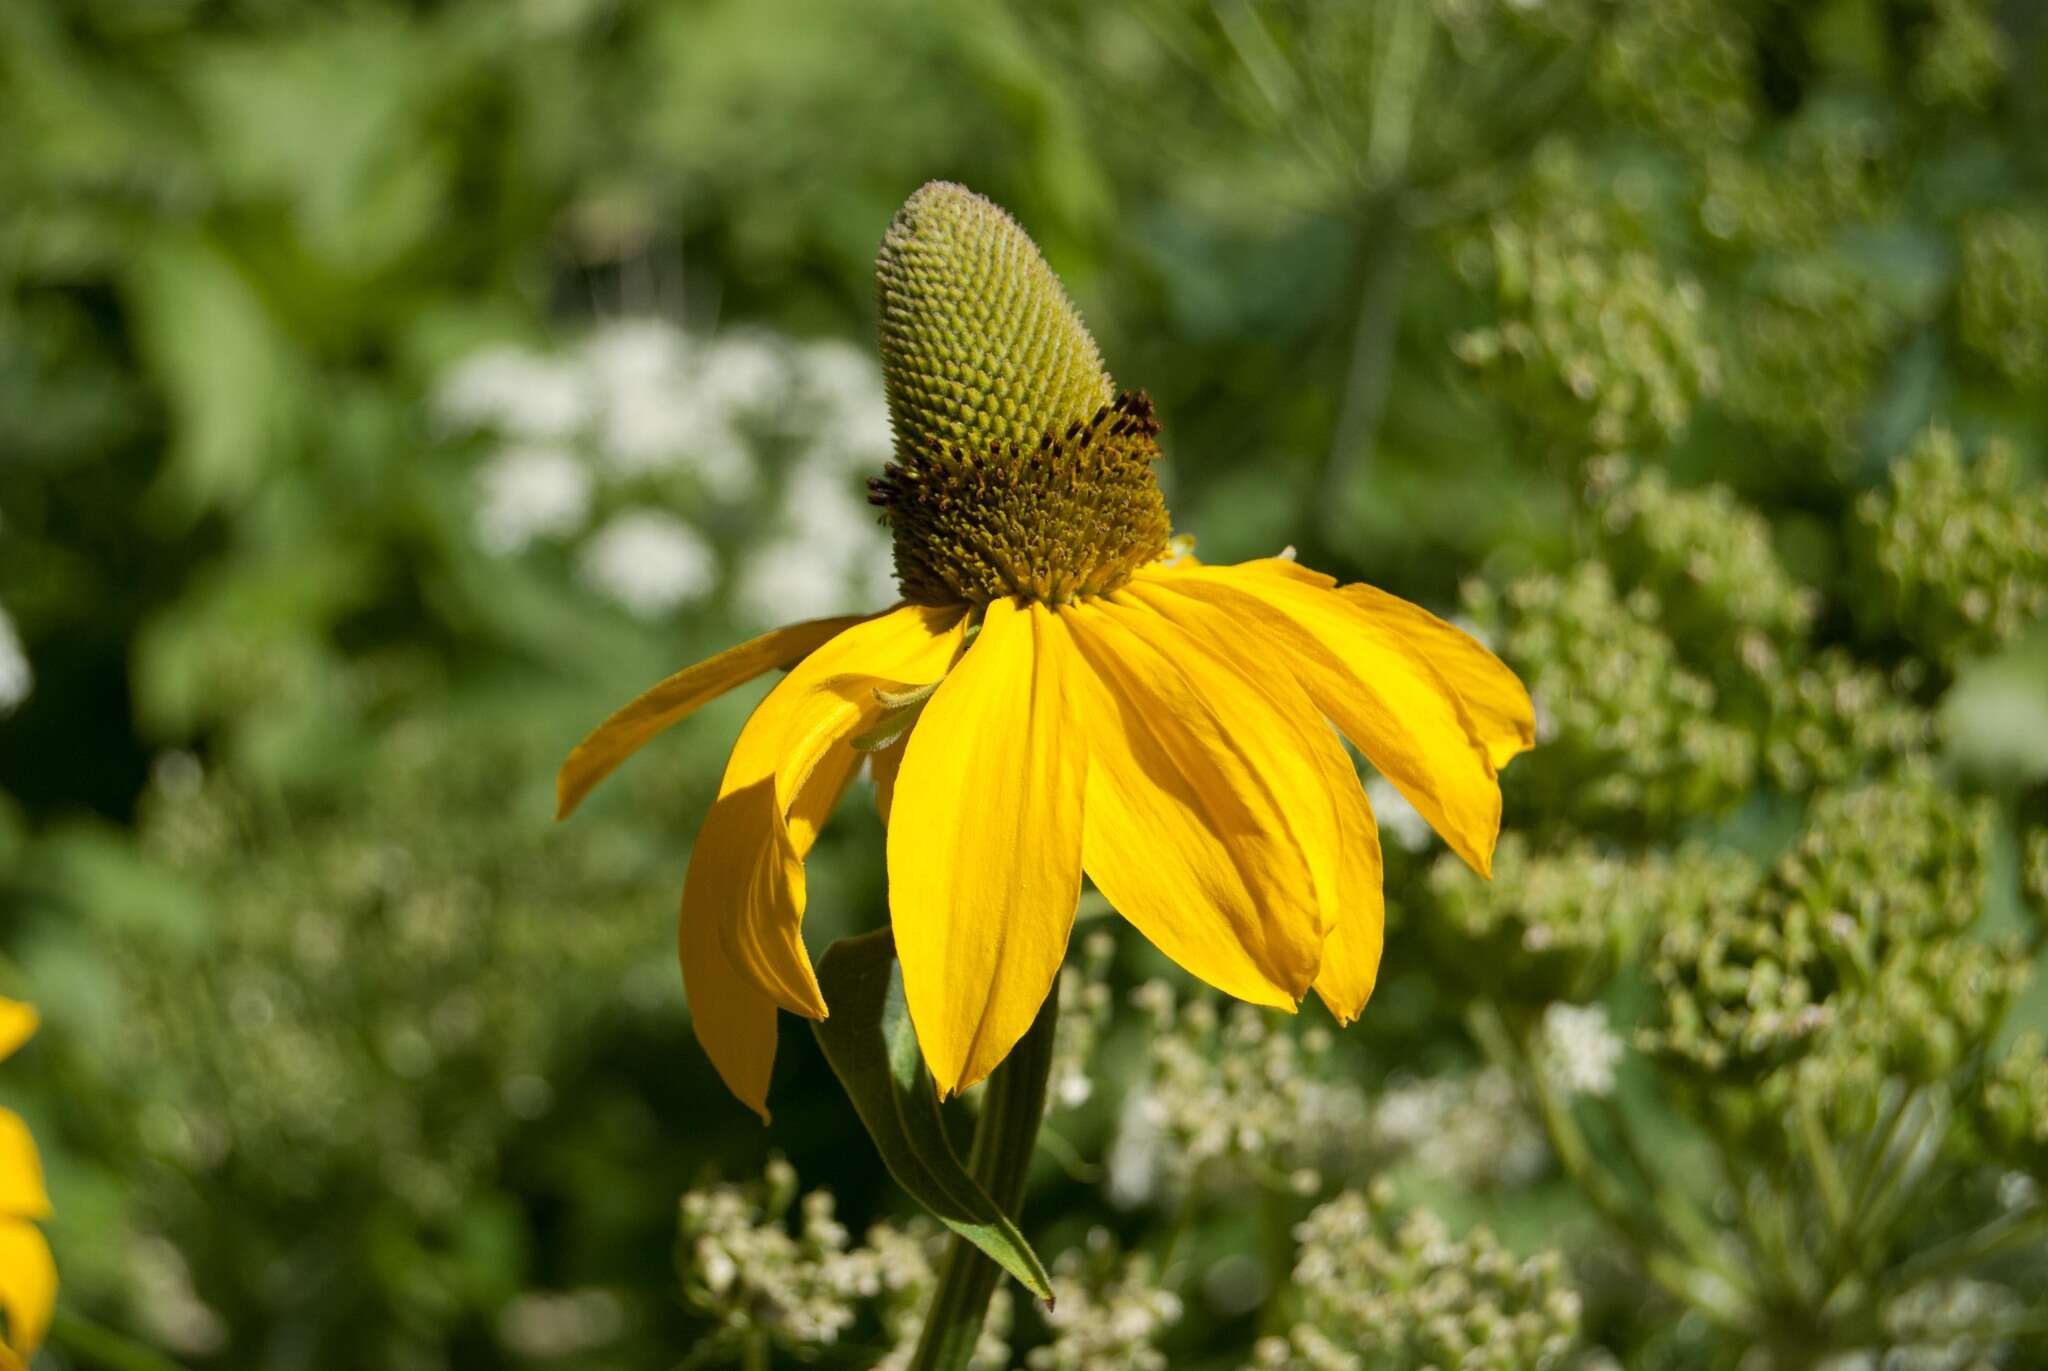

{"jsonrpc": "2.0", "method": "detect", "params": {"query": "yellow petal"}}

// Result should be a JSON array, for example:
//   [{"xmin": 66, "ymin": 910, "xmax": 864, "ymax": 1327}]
[
  {"xmin": 0, "ymin": 1219, "xmax": 54, "ymax": 1362},
  {"xmin": 1307, "ymin": 779, "xmax": 1384, "ymax": 1025},
  {"xmin": 1144, "ymin": 562, "xmax": 1504, "ymax": 877},
  {"xmin": 1121, "ymin": 582, "xmax": 1363, "ymax": 934},
  {"xmin": 0, "ymin": 1004, "xmax": 33, "ymax": 1065},
  {"xmin": 888, "ymin": 599, "xmax": 1086, "ymax": 1096},
  {"xmin": 1063, "ymin": 596, "xmax": 1325, "ymax": 1008},
  {"xmin": 684, "ymin": 606, "xmax": 968, "ymax": 1020},
  {"xmin": 1337, "ymin": 584, "xmax": 1534, "ymax": 771},
  {"xmin": 679, "ymin": 885, "xmax": 781, "ymax": 1123},
  {"xmin": 0, "ymin": 1113, "xmax": 48, "ymax": 1222},
  {"xmin": 1120, "ymin": 581, "xmax": 1386, "ymax": 1020},
  {"xmin": 1213, "ymin": 558, "xmax": 1532, "ymax": 771},
  {"xmin": 557, "ymin": 613, "xmax": 868, "ymax": 819}
]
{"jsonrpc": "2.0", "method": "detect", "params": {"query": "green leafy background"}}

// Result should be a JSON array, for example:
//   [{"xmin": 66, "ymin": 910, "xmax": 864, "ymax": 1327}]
[{"xmin": 3, "ymin": 0, "xmax": 2047, "ymax": 1367}]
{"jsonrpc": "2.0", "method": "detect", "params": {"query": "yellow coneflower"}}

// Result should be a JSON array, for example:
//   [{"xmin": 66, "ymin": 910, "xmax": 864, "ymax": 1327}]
[
  {"xmin": 559, "ymin": 183, "xmax": 1532, "ymax": 1120},
  {"xmin": 0, "ymin": 999, "xmax": 53, "ymax": 1370}
]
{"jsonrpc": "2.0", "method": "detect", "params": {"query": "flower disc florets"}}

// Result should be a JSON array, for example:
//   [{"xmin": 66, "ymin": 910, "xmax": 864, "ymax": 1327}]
[
  {"xmin": 869, "ymin": 181, "xmax": 1171, "ymax": 606},
  {"xmin": 867, "ymin": 390, "xmax": 1173, "ymax": 605}
]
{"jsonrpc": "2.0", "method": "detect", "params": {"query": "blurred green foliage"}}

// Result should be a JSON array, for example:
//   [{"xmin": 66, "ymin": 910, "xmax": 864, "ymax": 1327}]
[{"xmin": 3, "ymin": 0, "xmax": 2048, "ymax": 1367}]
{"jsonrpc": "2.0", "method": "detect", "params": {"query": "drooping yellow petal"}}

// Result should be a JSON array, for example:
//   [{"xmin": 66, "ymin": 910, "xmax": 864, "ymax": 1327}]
[
  {"xmin": 888, "ymin": 599, "xmax": 1086, "ymax": 1097},
  {"xmin": 1142, "ymin": 562, "xmax": 1504, "ymax": 877},
  {"xmin": 557, "ymin": 614, "xmax": 868, "ymax": 819},
  {"xmin": 0, "ymin": 1113, "xmax": 48, "ymax": 1222},
  {"xmin": 0, "ymin": 1219, "xmax": 54, "ymax": 1363},
  {"xmin": 1337, "ymin": 584, "xmax": 1534, "ymax": 772},
  {"xmin": 1063, "ymin": 596, "xmax": 1326, "ymax": 1008},
  {"xmin": 0, "ymin": 1003, "xmax": 33, "ymax": 1065},
  {"xmin": 1121, "ymin": 582, "xmax": 1364, "ymax": 932},
  {"xmin": 1307, "ymin": 778, "xmax": 1385, "ymax": 1025},
  {"xmin": 1119, "ymin": 581, "xmax": 1386, "ymax": 1021},
  {"xmin": 1213, "ymin": 558, "xmax": 1531, "ymax": 770},
  {"xmin": 684, "ymin": 606, "xmax": 968, "ymax": 1020},
  {"xmin": 679, "ymin": 885, "xmax": 781, "ymax": 1123}
]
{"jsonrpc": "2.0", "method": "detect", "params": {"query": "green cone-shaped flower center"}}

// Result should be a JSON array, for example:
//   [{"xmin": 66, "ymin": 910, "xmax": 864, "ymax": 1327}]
[{"xmin": 869, "ymin": 182, "xmax": 1171, "ymax": 606}]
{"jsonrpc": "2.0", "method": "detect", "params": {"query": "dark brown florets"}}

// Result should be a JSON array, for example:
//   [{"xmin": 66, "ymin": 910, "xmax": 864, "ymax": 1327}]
[{"xmin": 868, "ymin": 390, "xmax": 1173, "ymax": 607}]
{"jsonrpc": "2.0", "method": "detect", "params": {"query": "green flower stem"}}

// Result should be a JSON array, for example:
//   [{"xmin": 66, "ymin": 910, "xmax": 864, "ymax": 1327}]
[
  {"xmin": 1891, "ymin": 1201, "xmax": 2048, "ymax": 1286},
  {"xmin": 908, "ymin": 992, "xmax": 1058, "ymax": 1371},
  {"xmin": 50, "ymin": 1310, "xmax": 189, "ymax": 1371},
  {"xmin": 1846, "ymin": 1083, "xmax": 1915, "ymax": 1219},
  {"xmin": 1469, "ymin": 1001, "xmax": 1758, "ymax": 1329},
  {"xmin": 1850, "ymin": 1089, "xmax": 1948, "ymax": 1250},
  {"xmin": 1307, "ymin": 195, "xmax": 1408, "ymax": 556},
  {"xmin": 1797, "ymin": 1088, "xmax": 1853, "ymax": 1243},
  {"xmin": 1595, "ymin": 1092, "xmax": 1746, "ymax": 1291}
]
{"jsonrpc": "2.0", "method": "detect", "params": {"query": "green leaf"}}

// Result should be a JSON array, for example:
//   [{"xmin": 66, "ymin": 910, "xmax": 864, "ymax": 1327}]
[
  {"xmin": 127, "ymin": 234, "xmax": 305, "ymax": 520},
  {"xmin": 811, "ymin": 929, "xmax": 1054, "ymax": 1301}
]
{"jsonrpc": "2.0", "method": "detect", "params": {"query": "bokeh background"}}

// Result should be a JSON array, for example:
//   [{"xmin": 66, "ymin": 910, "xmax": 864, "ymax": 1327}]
[{"xmin": 5, "ymin": 0, "xmax": 2048, "ymax": 1367}]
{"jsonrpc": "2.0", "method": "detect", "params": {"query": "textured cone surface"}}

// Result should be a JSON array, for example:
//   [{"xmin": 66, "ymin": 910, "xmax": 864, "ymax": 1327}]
[
  {"xmin": 876, "ymin": 182, "xmax": 1116, "ymax": 460},
  {"xmin": 870, "ymin": 183, "xmax": 1171, "ymax": 606}
]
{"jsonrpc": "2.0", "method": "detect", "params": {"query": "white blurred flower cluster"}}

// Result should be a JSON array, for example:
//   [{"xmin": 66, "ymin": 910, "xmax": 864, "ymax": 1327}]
[
  {"xmin": 1248, "ymin": 1184, "xmax": 1583, "ymax": 1371},
  {"xmin": 1046, "ymin": 930, "xmax": 1119, "ymax": 1116},
  {"xmin": 1539, "ymin": 1001, "xmax": 1624, "ymax": 1099},
  {"xmin": 1369, "ymin": 1067, "xmax": 1550, "ymax": 1189},
  {"xmin": 1818, "ymin": 1278, "xmax": 2021, "ymax": 1371},
  {"xmin": 433, "ymin": 320, "xmax": 897, "ymax": 623},
  {"xmin": 1030, "ymin": 1232, "xmax": 1182, "ymax": 1371},
  {"xmin": 676, "ymin": 1158, "xmax": 1009, "ymax": 1369},
  {"xmin": 1108, "ymin": 982, "xmax": 1370, "ymax": 1205}
]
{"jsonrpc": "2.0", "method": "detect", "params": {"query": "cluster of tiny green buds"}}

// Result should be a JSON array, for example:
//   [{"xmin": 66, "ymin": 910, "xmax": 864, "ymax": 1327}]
[
  {"xmin": 1641, "ymin": 884, "xmax": 1829, "ymax": 1080},
  {"xmin": 1465, "ymin": 564, "xmax": 1757, "ymax": 826},
  {"xmin": 1589, "ymin": 0, "xmax": 1756, "ymax": 149},
  {"xmin": 1857, "ymin": 426, "xmax": 2048, "ymax": 663},
  {"xmin": 1958, "ymin": 210, "xmax": 2048, "ymax": 389},
  {"xmin": 1721, "ymin": 256, "xmax": 1906, "ymax": 454},
  {"xmin": 1909, "ymin": 0, "xmax": 2011, "ymax": 110},
  {"xmin": 1757, "ymin": 650, "xmax": 1933, "ymax": 792},
  {"xmin": 1247, "ymin": 1183, "xmax": 1583, "ymax": 1371},
  {"xmin": 1425, "ymin": 834, "xmax": 1663, "ymax": 1003},
  {"xmin": 1586, "ymin": 459, "xmax": 1818, "ymax": 649},
  {"xmin": 1643, "ymin": 769, "xmax": 2000, "ymax": 1082},
  {"xmin": 1451, "ymin": 158, "xmax": 1716, "ymax": 452},
  {"xmin": 1580, "ymin": 460, "xmax": 1934, "ymax": 788},
  {"xmin": 1980, "ymin": 1032, "xmax": 2048, "ymax": 1176},
  {"xmin": 1831, "ymin": 933, "xmax": 2029, "ymax": 1084},
  {"xmin": 1776, "ymin": 767, "xmax": 1993, "ymax": 948},
  {"xmin": 1697, "ymin": 105, "xmax": 1901, "ymax": 253},
  {"xmin": 2025, "ymin": 828, "xmax": 2048, "ymax": 930}
]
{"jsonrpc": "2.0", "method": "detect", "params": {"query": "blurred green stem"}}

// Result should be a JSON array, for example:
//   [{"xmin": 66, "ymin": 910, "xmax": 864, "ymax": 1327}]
[
  {"xmin": 50, "ymin": 1310, "xmax": 188, "ymax": 1371},
  {"xmin": 908, "ymin": 994, "xmax": 1058, "ymax": 1371},
  {"xmin": 1156, "ymin": 1163, "xmax": 1205, "ymax": 1275},
  {"xmin": 1797, "ymin": 1089, "xmax": 1852, "ymax": 1243},
  {"xmin": 1469, "ymin": 1001, "xmax": 1758, "ymax": 1329},
  {"xmin": 1307, "ymin": 195, "xmax": 1408, "ymax": 555},
  {"xmin": 1892, "ymin": 1201, "xmax": 2048, "ymax": 1286}
]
